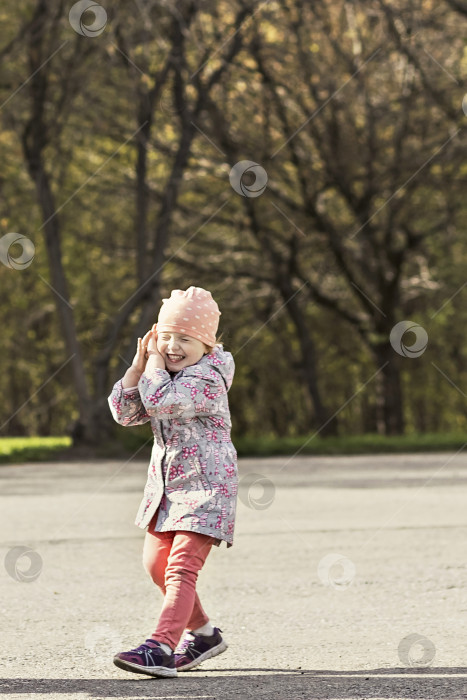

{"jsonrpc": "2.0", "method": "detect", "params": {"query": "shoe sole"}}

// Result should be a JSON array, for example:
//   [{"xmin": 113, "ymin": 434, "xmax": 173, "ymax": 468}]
[
  {"xmin": 113, "ymin": 656, "xmax": 177, "ymax": 678},
  {"xmin": 176, "ymin": 638, "xmax": 228, "ymax": 671}
]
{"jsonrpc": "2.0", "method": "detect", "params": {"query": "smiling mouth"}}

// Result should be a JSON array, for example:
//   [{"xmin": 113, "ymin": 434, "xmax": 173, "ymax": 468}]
[{"xmin": 167, "ymin": 354, "xmax": 185, "ymax": 362}]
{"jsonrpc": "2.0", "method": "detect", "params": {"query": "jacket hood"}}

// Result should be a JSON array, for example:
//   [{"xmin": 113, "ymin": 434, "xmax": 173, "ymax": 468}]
[
  {"xmin": 171, "ymin": 344, "xmax": 235, "ymax": 391},
  {"xmin": 205, "ymin": 344, "xmax": 235, "ymax": 391}
]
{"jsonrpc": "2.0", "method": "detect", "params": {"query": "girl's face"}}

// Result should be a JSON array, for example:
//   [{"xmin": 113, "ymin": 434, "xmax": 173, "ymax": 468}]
[{"xmin": 156, "ymin": 331, "xmax": 210, "ymax": 371}]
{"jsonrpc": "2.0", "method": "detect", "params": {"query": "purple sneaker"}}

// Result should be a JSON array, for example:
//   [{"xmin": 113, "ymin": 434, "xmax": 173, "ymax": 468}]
[
  {"xmin": 174, "ymin": 627, "xmax": 228, "ymax": 671},
  {"xmin": 113, "ymin": 638, "xmax": 177, "ymax": 678}
]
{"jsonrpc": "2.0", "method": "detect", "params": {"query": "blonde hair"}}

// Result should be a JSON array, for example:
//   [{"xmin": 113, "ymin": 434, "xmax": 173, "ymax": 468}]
[{"xmin": 203, "ymin": 332, "xmax": 224, "ymax": 354}]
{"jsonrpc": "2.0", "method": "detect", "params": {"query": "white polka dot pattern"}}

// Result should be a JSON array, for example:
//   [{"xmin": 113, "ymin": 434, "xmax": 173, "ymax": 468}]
[{"xmin": 156, "ymin": 285, "xmax": 221, "ymax": 346}]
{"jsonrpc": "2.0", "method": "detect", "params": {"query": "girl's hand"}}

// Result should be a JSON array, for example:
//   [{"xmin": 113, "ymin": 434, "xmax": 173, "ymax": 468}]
[
  {"xmin": 145, "ymin": 324, "xmax": 167, "ymax": 371},
  {"xmin": 147, "ymin": 323, "xmax": 163, "ymax": 358},
  {"xmin": 131, "ymin": 329, "xmax": 152, "ymax": 375}
]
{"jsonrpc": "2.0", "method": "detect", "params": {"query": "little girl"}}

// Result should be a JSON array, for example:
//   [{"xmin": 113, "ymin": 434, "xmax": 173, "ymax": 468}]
[{"xmin": 107, "ymin": 286, "xmax": 238, "ymax": 678}]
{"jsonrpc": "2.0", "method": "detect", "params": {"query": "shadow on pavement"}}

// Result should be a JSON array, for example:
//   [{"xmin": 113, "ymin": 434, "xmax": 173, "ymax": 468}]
[{"xmin": 1, "ymin": 667, "xmax": 467, "ymax": 698}]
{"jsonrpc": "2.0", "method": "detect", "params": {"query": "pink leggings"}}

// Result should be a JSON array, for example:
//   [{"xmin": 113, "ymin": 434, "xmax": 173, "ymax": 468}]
[{"xmin": 142, "ymin": 510, "xmax": 216, "ymax": 651}]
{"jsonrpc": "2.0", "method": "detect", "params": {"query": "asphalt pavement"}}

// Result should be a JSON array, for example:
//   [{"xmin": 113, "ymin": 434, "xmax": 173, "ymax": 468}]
[{"xmin": 1, "ymin": 451, "xmax": 467, "ymax": 699}]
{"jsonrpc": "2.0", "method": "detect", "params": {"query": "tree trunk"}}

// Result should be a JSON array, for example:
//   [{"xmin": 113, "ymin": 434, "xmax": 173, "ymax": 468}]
[
  {"xmin": 22, "ymin": 3, "xmax": 99, "ymax": 444},
  {"xmin": 372, "ymin": 342, "xmax": 405, "ymax": 435},
  {"xmin": 279, "ymin": 279, "xmax": 339, "ymax": 437}
]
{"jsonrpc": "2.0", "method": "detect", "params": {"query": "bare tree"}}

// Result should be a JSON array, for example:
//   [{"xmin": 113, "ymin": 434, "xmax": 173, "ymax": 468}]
[
  {"xmin": 21, "ymin": 0, "xmax": 100, "ymax": 441},
  {"xmin": 239, "ymin": 0, "xmax": 463, "ymax": 434},
  {"xmin": 15, "ymin": 0, "xmax": 261, "ymax": 444}
]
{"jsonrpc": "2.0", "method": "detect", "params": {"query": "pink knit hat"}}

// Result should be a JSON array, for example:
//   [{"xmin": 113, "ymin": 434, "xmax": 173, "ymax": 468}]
[{"xmin": 156, "ymin": 286, "xmax": 221, "ymax": 347}]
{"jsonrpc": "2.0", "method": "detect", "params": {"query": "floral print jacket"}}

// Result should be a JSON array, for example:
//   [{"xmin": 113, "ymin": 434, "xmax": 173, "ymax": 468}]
[{"xmin": 107, "ymin": 345, "xmax": 238, "ymax": 548}]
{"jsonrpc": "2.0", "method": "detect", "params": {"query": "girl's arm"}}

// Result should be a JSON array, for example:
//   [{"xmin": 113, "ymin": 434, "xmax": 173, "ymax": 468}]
[
  {"xmin": 108, "ymin": 372, "xmax": 151, "ymax": 427},
  {"xmin": 108, "ymin": 333, "xmax": 153, "ymax": 427}
]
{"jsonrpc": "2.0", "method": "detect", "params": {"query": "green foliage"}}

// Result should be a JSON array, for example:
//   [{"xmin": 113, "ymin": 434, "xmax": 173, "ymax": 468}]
[
  {"xmin": 1, "ymin": 0, "xmax": 467, "ymax": 442},
  {"xmin": 0, "ymin": 436, "xmax": 71, "ymax": 463},
  {"xmin": 231, "ymin": 431, "xmax": 467, "ymax": 456},
  {"xmin": 2, "ymin": 432, "xmax": 467, "ymax": 464}
]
